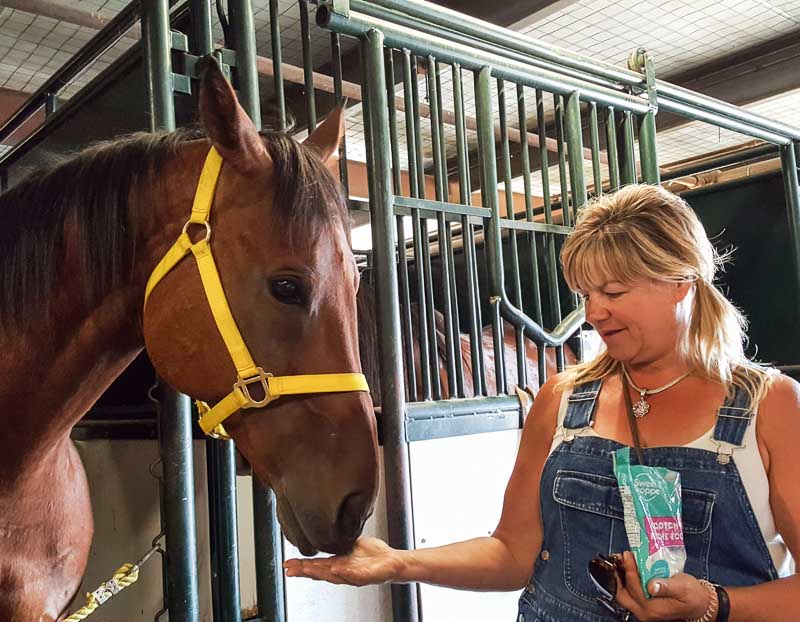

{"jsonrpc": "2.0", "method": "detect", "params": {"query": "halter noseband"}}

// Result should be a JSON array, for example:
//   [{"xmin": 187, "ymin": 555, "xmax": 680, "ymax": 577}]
[{"xmin": 144, "ymin": 147, "xmax": 369, "ymax": 439}]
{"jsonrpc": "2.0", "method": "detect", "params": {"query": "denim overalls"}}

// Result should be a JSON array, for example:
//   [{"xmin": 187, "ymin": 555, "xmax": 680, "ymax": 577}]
[{"xmin": 517, "ymin": 379, "xmax": 779, "ymax": 622}]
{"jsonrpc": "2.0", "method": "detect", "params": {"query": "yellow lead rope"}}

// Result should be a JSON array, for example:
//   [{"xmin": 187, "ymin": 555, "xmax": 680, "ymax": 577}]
[{"xmin": 64, "ymin": 541, "xmax": 162, "ymax": 621}]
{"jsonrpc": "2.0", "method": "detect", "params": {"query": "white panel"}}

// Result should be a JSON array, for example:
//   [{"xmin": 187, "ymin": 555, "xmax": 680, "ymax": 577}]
[{"xmin": 410, "ymin": 430, "xmax": 523, "ymax": 622}]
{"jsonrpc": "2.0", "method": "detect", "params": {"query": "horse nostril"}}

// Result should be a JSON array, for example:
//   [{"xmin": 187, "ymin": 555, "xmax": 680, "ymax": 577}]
[{"xmin": 337, "ymin": 492, "xmax": 369, "ymax": 541}]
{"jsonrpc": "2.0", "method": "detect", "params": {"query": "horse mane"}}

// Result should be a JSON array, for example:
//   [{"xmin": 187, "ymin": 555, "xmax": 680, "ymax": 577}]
[{"xmin": 0, "ymin": 127, "xmax": 348, "ymax": 330}]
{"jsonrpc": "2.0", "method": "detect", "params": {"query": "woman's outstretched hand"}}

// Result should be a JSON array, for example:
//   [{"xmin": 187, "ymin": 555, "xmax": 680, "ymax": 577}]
[
  {"xmin": 614, "ymin": 551, "xmax": 715, "ymax": 622},
  {"xmin": 283, "ymin": 536, "xmax": 404, "ymax": 586}
]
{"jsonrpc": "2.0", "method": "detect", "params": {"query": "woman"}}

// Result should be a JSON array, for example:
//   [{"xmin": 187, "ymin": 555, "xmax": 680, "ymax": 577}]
[{"xmin": 285, "ymin": 185, "xmax": 799, "ymax": 621}]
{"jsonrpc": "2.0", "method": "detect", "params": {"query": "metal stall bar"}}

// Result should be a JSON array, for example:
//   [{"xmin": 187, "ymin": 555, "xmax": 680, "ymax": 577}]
[
  {"xmin": 553, "ymin": 94, "xmax": 572, "ymax": 226},
  {"xmin": 386, "ymin": 49, "xmax": 418, "ymax": 403},
  {"xmin": 588, "ymin": 103, "xmax": 603, "ymax": 194},
  {"xmin": 143, "ymin": 1, "xmax": 199, "ymax": 617},
  {"xmin": 299, "ymin": 0, "xmax": 317, "ymax": 128},
  {"xmin": 453, "ymin": 63, "xmax": 485, "ymax": 396},
  {"xmin": 269, "ymin": 0, "xmax": 287, "ymax": 130},
  {"xmin": 605, "ymin": 107, "xmax": 621, "ymax": 190},
  {"xmin": 401, "ymin": 50, "xmax": 430, "ymax": 400},
  {"xmin": 361, "ymin": 29, "xmax": 420, "ymax": 622},
  {"xmin": 498, "ymin": 78, "xmax": 524, "ymax": 390},
  {"xmin": 781, "ymin": 143, "xmax": 800, "ymax": 300},
  {"xmin": 534, "ymin": 88, "xmax": 563, "ymax": 371},
  {"xmin": 517, "ymin": 84, "xmax": 546, "ymax": 387},
  {"xmin": 618, "ymin": 111, "xmax": 638, "ymax": 185},
  {"xmin": 427, "ymin": 58, "xmax": 459, "ymax": 397},
  {"xmin": 331, "ymin": 32, "xmax": 350, "ymax": 193}
]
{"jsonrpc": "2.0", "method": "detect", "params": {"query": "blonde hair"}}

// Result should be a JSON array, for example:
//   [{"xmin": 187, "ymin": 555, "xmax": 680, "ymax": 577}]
[{"xmin": 559, "ymin": 184, "xmax": 774, "ymax": 405}]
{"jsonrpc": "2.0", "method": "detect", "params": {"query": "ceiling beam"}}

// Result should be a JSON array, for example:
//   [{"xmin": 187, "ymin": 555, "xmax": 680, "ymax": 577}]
[
  {"xmin": 0, "ymin": 0, "xmax": 140, "ymax": 37},
  {"xmin": 655, "ymin": 30, "xmax": 800, "ymax": 133}
]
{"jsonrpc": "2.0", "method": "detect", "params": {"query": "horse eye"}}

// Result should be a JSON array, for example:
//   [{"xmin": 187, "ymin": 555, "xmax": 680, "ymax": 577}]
[{"xmin": 269, "ymin": 278, "xmax": 305, "ymax": 305}]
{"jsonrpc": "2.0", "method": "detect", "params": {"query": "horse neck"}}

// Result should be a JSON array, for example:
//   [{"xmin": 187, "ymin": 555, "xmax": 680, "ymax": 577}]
[{"xmin": 0, "ymin": 141, "xmax": 204, "ymax": 480}]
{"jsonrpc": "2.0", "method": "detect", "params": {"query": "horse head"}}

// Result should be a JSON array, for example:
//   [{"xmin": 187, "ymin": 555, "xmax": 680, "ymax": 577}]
[{"xmin": 142, "ymin": 58, "xmax": 378, "ymax": 555}]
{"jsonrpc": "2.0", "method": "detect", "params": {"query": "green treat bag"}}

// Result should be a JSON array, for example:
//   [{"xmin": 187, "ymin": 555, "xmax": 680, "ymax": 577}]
[{"xmin": 613, "ymin": 447, "xmax": 687, "ymax": 597}]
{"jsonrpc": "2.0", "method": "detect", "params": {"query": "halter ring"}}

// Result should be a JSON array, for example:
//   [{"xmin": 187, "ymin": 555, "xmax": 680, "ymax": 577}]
[
  {"xmin": 182, "ymin": 219, "xmax": 212, "ymax": 243},
  {"xmin": 235, "ymin": 368, "xmax": 274, "ymax": 408}
]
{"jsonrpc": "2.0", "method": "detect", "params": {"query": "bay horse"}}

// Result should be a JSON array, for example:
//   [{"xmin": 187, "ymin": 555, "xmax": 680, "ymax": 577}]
[
  {"xmin": 356, "ymin": 282, "xmax": 576, "ymax": 406},
  {"xmin": 0, "ymin": 57, "xmax": 378, "ymax": 621}
]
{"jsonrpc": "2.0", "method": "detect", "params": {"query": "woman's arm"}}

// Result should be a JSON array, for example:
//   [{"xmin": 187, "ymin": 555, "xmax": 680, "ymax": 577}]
[
  {"xmin": 615, "ymin": 373, "xmax": 800, "ymax": 622},
  {"xmin": 283, "ymin": 373, "xmax": 567, "ymax": 591},
  {"xmin": 725, "ymin": 373, "xmax": 800, "ymax": 621}
]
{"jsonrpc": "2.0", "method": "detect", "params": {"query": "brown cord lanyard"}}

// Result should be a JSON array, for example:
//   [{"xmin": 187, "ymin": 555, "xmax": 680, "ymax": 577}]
[{"xmin": 620, "ymin": 371, "xmax": 647, "ymax": 466}]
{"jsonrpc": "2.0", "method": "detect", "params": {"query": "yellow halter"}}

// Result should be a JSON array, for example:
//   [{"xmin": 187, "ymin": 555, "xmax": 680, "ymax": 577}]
[{"xmin": 144, "ymin": 147, "xmax": 369, "ymax": 439}]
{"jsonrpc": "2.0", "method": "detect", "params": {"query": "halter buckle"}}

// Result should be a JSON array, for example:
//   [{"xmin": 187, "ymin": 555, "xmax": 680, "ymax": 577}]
[
  {"xmin": 182, "ymin": 219, "xmax": 212, "ymax": 243},
  {"xmin": 235, "ymin": 367, "xmax": 274, "ymax": 408}
]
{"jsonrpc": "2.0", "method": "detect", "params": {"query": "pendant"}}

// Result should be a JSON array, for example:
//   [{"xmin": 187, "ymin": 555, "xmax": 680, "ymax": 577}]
[{"xmin": 633, "ymin": 396, "xmax": 650, "ymax": 418}]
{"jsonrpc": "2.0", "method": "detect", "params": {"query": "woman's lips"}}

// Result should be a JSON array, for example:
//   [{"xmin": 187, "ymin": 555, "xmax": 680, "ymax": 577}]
[{"xmin": 601, "ymin": 328, "xmax": 625, "ymax": 339}]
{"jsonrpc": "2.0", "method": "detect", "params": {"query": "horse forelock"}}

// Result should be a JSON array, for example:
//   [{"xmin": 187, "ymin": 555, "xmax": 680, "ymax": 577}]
[
  {"xmin": 262, "ymin": 131, "xmax": 349, "ymax": 244},
  {"xmin": 0, "ymin": 127, "xmax": 348, "ymax": 332}
]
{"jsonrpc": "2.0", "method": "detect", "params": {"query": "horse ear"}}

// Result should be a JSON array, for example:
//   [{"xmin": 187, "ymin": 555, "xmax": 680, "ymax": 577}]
[
  {"xmin": 198, "ymin": 55, "xmax": 270, "ymax": 171},
  {"xmin": 303, "ymin": 103, "xmax": 346, "ymax": 172}
]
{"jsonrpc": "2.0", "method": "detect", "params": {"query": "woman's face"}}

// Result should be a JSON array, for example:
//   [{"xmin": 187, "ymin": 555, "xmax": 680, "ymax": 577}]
[{"xmin": 580, "ymin": 277, "xmax": 692, "ymax": 366}]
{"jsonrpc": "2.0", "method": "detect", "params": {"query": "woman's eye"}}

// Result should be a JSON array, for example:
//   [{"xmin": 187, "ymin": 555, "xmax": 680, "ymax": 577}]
[
  {"xmin": 270, "ymin": 278, "xmax": 305, "ymax": 305},
  {"xmin": 605, "ymin": 291, "xmax": 625, "ymax": 299}
]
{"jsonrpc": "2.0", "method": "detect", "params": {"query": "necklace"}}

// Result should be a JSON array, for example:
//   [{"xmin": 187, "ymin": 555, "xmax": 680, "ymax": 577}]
[{"xmin": 621, "ymin": 366, "xmax": 691, "ymax": 418}]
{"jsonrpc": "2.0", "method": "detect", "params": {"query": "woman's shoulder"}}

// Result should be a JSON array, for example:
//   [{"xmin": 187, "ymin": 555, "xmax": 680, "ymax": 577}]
[{"xmin": 758, "ymin": 372, "xmax": 800, "ymax": 422}]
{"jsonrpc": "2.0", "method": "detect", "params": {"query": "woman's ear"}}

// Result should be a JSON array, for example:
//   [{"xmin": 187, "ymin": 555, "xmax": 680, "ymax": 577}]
[{"xmin": 674, "ymin": 280, "xmax": 693, "ymax": 303}]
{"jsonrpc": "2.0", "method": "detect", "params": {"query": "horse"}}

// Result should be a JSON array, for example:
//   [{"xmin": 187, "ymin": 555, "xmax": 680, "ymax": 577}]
[
  {"xmin": 356, "ymin": 282, "xmax": 576, "ymax": 406},
  {"xmin": 0, "ymin": 57, "xmax": 378, "ymax": 621}
]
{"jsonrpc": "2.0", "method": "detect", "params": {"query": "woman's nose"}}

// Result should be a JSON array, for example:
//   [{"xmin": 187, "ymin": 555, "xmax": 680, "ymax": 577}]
[{"xmin": 585, "ymin": 297, "xmax": 610, "ymax": 324}]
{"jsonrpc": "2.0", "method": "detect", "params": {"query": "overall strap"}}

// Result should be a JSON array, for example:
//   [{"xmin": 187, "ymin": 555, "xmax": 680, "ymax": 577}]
[
  {"xmin": 712, "ymin": 384, "xmax": 754, "ymax": 464},
  {"xmin": 563, "ymin": 379, "xmax": 604, "ymax": 430}
]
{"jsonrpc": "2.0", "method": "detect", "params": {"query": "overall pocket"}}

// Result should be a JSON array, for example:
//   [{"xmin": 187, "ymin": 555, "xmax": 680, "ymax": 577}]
[{"xmin": 553, "ymin": 470, "xmax": 716, "ymax": 601}]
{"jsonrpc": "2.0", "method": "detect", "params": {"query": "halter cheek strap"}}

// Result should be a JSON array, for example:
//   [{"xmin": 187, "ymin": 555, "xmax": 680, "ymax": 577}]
[{"xmin": 144, "ymin": 147, "xmax": 369, "ymax": 439}]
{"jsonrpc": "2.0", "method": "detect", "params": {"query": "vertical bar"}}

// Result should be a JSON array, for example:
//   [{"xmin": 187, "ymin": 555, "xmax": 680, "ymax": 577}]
[
  {"xmin": 189, "ymin": 0, "xmax": 213, "ymax": 55},
  {"xmin": 207, "ymin": 442, "xmax": 242, "ymax": 622},
  {"xmin": 299, "ymin": 0, "xmax": 317, "ymax": 129},
  {"xmin": 536, "ymin": 89, "xmax": 562, "ymax": 374},
  {"xmin": 475, "ymin": 68, "xmax": 507, "ymax": 395},
  {"xmin": 498, "ymin": 78, "xmax": 523, "ymax": 390},
  {"xmin": 253, "ymin": 484, "xmax": 286, "ymax": 622},
  {"xmin": 605, "ymin": 107, "xmax": 620, "ymax": 190},
  {"xmin": 269, "ymin": 0, "xmax": 286, "ymax": 130},
  {"xmin": 143, "ymin": 0, "xmax": 175, "ymax": 133},
  {"xmin": 144, "ymin": 2, "xmax": 199, "ymax": 619},
  {"xmin": 564, "ymin": 92, "xmax": 588, "ymax": 210},
  {"xmin": 409, "ymin": 55, "xmax": 425, "ymax": 200},
  {"xmin": 553, "ymin": 93, "xmax": 571, "ymax": 226},
  {"xmin": 156, "ymin": 393, "xmax": 200, "ymax": 621},
  {"xmin": 331, "ymin": 33, "xmax": 350, "ymax": 193},
  {"xmin": 386, "ymin": 49, "xmax": 417, "ymax": 402},
  {"xmin": 781, "ymin": 143, "xmax": 800, "ymax": 301},
  {"xmin": 638, "ymin": 110, "xmax": 660, "ymax": 184},
  {"xmin": 362, "ymin": 29, "xmax": 419, "ymax": 622},
  {"xmin": 229, "ymin": 0, "xmax": 261, "ymax": 123},
  {"xmin": 402, "ymin": 50, "xmax": 431, "ymax": 400},
  {"xmin": 618, "ymin": 110, "xmax": 637, "ymax": 185},
  {"xmin": 517, "ymin": 85, "xmax": 545, "ymax": 388},
  {"xmin": 427, "ymin": 58, "xmax": 458, "ymax": 396},
  {"xmin": 454, "ymin": 64, "xmax": 482, "ymax": 396},
  {"xmin": 413, "ymin": 57, "xmax": 440, "ymax": 400},
  {"xmin": 589, "ymin": 102, "xmax": 603, "ymax": 195}
]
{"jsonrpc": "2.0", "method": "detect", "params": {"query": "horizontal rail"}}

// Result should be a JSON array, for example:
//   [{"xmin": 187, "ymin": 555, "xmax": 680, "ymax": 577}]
[{"xmin": 318, "ymin": 7, "xmax": 651, "ymax": 114}]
